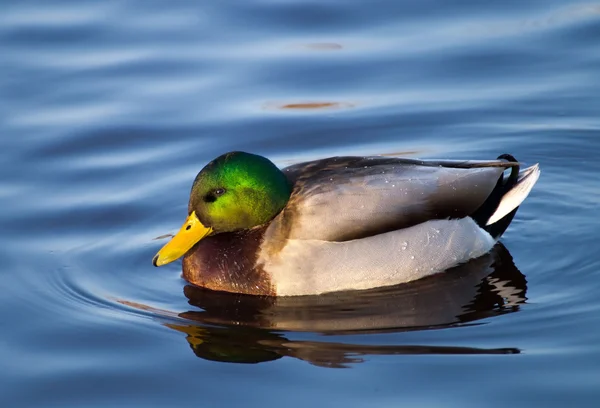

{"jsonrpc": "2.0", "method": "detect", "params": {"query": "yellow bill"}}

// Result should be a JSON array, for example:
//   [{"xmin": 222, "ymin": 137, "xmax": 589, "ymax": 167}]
[{"xmin": 152, "ymin": 211, "xmax": 212, "ymax": 267}]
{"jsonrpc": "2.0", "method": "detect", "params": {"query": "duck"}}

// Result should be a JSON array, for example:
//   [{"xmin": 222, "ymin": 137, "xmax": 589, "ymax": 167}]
[{"xmin": 152, "ymin": 151, "xmax": 540, "ymax": 296}]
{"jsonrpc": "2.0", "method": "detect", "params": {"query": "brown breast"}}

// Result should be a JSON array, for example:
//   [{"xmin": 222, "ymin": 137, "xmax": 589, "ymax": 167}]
[{"xmin": 182, "ymin": 225, "xmax": 275, "ymax": 296}]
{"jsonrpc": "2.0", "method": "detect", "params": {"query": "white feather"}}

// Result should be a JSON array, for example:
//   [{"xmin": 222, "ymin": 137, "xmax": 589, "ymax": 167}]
[
  {"xmin": 261, "ymin": 217, "xmax": 495, "ymax": 296},
  {"xmin": 486, "ymin": 164, "xmax": 540, "ymax": 226}
]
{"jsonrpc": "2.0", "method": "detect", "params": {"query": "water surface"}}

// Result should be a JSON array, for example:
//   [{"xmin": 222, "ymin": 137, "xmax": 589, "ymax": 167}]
[{"xmin": 2, "ymin": 0, "xmax": 600, "ymax": 406}]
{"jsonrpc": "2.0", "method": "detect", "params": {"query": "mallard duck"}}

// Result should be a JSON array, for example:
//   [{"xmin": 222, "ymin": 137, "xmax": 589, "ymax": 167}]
[{"xmin": 153, "ymin": 151, "xmax": 540, "ymax": 296}]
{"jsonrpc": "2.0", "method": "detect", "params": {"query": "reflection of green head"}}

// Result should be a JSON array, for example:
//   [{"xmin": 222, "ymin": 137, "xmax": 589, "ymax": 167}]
[
  {"xmin": 189, "ymin": 152, "xmax": 291, "ymax": 233},
  {"xmin": 166, "ymin": 323, "xmax": 282, "ymax": 364}
]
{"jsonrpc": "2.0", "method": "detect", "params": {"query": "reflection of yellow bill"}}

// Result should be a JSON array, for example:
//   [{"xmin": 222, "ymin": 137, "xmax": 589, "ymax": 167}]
[
  {"xmin": 165, "ymin": 323, "xmax": 205, "ymax": 347},
  {"xmin": 152, "ymin": 211, "xmax": 212, "ymax": 266}
]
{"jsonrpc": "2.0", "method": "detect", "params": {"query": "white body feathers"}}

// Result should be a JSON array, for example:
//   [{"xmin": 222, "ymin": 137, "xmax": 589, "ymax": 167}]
[{"xmin": 262, "ymin": 217, "xmax": 495, "ymax": 296}]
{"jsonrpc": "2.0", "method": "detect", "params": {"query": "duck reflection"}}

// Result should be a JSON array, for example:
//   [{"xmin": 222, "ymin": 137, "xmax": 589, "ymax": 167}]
[
  {"xmin": 125, "ymin": 243, "xmax": 526, "ymax": 367},
  {"xmin": 166, "ymin": 323, "xmax": 519, "ymax": 368}
]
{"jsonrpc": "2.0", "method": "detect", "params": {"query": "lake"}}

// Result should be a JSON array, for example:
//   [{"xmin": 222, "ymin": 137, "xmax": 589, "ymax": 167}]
[{"xmin": 2, "ymin": 0, "xmax": 600, "ymax": 406}]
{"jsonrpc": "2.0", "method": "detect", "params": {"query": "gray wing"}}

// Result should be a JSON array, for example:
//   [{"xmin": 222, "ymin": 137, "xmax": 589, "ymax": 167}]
[{"xmin": 267, "ymin": 156, "xmax": 516, "ymax": 242}]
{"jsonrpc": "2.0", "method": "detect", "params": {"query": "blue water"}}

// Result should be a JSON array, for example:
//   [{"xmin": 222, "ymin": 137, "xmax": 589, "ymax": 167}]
[{"xmin": 2, "ymin": 0, "xmax": 600, "ymax": 406}]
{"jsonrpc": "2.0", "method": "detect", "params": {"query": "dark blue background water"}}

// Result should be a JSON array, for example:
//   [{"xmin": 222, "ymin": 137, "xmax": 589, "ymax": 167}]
[{"xmin": 3, "ymin": 0, "xmax": 600, "ymax": 406}]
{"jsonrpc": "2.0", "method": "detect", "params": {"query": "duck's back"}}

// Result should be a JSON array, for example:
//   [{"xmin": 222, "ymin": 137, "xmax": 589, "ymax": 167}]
[{"xmin": 268, "ymin": 156, "xmax": 513, "ymax": 243}]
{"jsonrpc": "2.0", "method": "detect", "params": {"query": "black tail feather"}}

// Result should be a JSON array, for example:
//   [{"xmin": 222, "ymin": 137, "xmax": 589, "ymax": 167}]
[{"xmin": 471, "ymin": 154, "xmax": 520, "ymax": 239}]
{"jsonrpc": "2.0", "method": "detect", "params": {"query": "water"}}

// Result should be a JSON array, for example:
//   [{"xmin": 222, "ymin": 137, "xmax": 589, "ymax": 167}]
[{"xmin": 2, "ymin": 0, "xmax": 600, "ymax": 406}]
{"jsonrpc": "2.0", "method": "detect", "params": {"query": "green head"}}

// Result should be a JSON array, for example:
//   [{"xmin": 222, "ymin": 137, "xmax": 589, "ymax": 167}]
[{"xmin": 189, "ymin": 151, "xmax": 291, "ymax": 232}]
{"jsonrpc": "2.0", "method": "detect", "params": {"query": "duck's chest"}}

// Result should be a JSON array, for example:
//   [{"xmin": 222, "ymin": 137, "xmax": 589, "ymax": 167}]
[{"xmin": 182, "ymin": 227, "xmax": 275, "ymax": 295}]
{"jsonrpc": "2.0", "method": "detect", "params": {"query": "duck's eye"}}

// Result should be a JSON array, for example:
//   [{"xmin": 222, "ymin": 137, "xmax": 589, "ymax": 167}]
[{"xmin": 203, "ymin": 188, "xmax": 226, "ymax": 203}]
